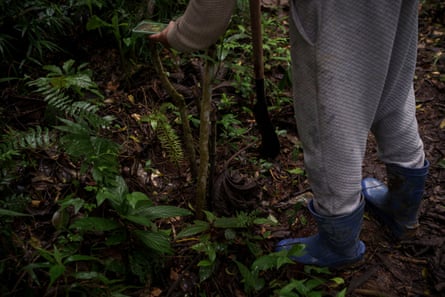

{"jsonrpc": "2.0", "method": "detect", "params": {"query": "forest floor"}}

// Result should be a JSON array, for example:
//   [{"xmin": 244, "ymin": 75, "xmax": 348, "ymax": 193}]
[
  {"xmin": 110, "ymin": 3, "xmax": 444, "ymax": 296},
  {"xmin": 3, "ymin": 1, "xmax": 444, "ymax": 297}
]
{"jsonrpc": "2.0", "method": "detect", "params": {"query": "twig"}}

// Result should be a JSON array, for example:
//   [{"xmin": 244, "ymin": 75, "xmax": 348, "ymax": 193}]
[
  {"xmin": 195, "ymin": 48, "xmax": 215, "ymax": 219},
  {"xmin": 149, "ymin": 43, "xmax": 197, "ymax": 178},
  {"xmin": 352, "ymin": 288, "xmax": 396, "ymax": 297},
  {"xmin": 390, "ymin": 254, "xmax": 428, "ymax": 265}
]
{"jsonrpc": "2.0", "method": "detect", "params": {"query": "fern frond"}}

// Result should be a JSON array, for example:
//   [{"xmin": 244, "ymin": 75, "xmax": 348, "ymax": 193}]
[
  {"xmin": 157, "ymin": 118, "xmax": 184, "ymax": 165},
  {"xmin": 0, "ymin": 142, "xmax": 19, "ymax": 162},
  {"xmin": 26, "ymin": 59, "xmax": 104, "ymax": 123},
  {"xmin": 141, "ymin": 109, "xmax": 184, "ymax": 165},
  {"xmin": 12, "ymin": 126, "xmax": 53, "ymax": 151},
  {"xmin": 0, "ymin": 126, "xmax": 54, "ymax": 162}
]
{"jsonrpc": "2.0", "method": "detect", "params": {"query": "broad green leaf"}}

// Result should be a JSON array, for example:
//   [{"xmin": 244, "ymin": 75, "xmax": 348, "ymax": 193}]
[
  {"xmin": 43, "ymin": 64, "xmax": 63, "ymax": 75},
  {"xmin": 276, "ymin": 254, "xmax": 294, "ymax": 268},
  {"xmin": 214, "ymin": 217, "xmax": 246, "ymax": 229},
  {"xmin": 278, "ymin": 279, "xmax": 306, "ymax": 295},
  {"xmin": 73, "ymin": 271, "xmax": 114, "ymax": 284},
  {"xmin": 64, "ymin": 255, "xmax": 102, "ymax": 264},
  {"xmin": 132, "ymin": 205, "xmax": 191, "ymax": 220},
  {"xmin": 124, "ymin": 215, "xmax": 153, "ymax": 227},
  {"xmin": 288, "ymin": 243, "xmax": 306, "ymax": 258},
  {"xmin": 203, "ymin": 210, "xmax": 216, "ymax": 222},
  {"xmin": 234, "ymin": 260, "xmax": 265, "ymax": 292},
  {"xmin": 52, "ymin": 245, "xmax": 63, "ymax": 264},
  {"xmin": 287, "ymin": 167, "xmax": 305, "ymax": 175},
  {"xmin": 59, "ymin": 198, "xmax": 84, "ymax": 214},
  {"xmin": 197, "ymin": 259, "xmax": 213, "ymax": 267},
  {"xmin": 62, "ymin": 59, "xmax": 75, "ymax": 74},
  {"xmin": 304, "ymin": 265, "xmax": 330, "ymax": 275},
  {"xmin": 70, "ymin": 217, "xmax": 121, "ymax": 232},
  {"xmin": 0, "ymin": 208, "xmax": 30, "ymax": 217},
  {"xmin": 198, "ymin": 264, "xmax": 214, "ymax": 282},
  {"xmin": 331, "ymin": 277, "xmax": 345, "ymax": 285},
  {"xmin": 86, "ymin": 15, "xmax": 111, "ymax": 31},
  {"xmin": 253, "ymin": 215, "xmax": 278, "ymax": 226},
  {"xmin": 176, "ymin": 220, "xmax": 210, "ymax": 238},
  {"xmin": 252, "ymin": 254, "xmax": 278, "ymax": 271},
  {"xmin": 48, "ymin": 264, "xmax": 65, "ymax": 287},
  {"xmin": 305, "ymin": 278, "xmax": 324, "ymax": 291},
  {"xmin": 126, "ymin": 191, "xmax": 150, "ymax": 209},
  {"xmin": 252, "ymin": 252, "xmax": 293, "ymax": 271},
  {"xmin": 133, "ymin": 230, "xmax": 173, "ymax": 254},
  {"xmin": 224, "ymin": 228, "xmax": 236, "ymax": 240},
  {"xmin": 336, "ymin": 288, "xmax": 347, "ymax": 297}
]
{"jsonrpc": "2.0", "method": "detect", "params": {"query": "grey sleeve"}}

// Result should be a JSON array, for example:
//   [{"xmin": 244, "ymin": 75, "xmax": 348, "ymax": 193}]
[{"xmin": 167, "ymin": 0, "xmax": 237, "ymax": 52}]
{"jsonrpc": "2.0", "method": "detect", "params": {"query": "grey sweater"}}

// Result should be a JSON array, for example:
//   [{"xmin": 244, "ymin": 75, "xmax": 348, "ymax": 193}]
[{"xmin": 167, "ymin": 0, "xmax": 236, "ymax": 52}]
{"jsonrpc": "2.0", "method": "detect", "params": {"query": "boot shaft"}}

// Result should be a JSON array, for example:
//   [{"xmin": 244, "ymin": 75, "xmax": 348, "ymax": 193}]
[{"xmin": 386, "ymin": 160, "xmax": 429, "ymax": 227}]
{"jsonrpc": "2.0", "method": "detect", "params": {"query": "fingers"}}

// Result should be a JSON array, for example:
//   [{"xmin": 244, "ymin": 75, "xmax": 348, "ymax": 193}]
[{"xmin": 148, "ymin": 21, "xmax": 175, "ymax": 48}]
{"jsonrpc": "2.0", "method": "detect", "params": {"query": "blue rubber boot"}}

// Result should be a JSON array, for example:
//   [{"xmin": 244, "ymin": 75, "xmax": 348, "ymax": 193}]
[
  {"xmin": 276, "ymin": 200, "xmax": 366, "ymax": 268},
  {"xmin": 361, "ymin": 160, "xmax": 429, "ymax": 240}
]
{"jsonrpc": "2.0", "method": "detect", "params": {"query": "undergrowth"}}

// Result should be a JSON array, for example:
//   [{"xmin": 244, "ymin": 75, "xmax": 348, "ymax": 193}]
[{"xmin": 0, "ymin": 1, "xmax": 349, "ymax": 296}]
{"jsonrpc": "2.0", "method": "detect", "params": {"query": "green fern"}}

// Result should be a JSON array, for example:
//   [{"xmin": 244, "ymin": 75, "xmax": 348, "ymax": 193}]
[
  {"xmin": 26, "ymin": 59, "xmax": 103, "ymax": 122},
  {"xmin": 55, "ymin": 118, "xmax": 120, "ymax": 186},
  {"xmin": 0, "ymin": 126, "xmax": 53, "ymax": 162},
  {"xmin": 141, "ymin": 103, "xmax": 184, "ymax": 165}
]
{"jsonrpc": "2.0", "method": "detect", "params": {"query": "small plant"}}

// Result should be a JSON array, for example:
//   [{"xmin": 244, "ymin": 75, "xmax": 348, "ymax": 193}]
[
  {"xmin": 140, "ymin": 103, "xmax": 184, "ymax": 165},
  {"xmin": 26, "ymin": 59, "xmax": 105, "ymax": 122},
  {"xmin": 273, "ymin": 266, "xmax": 347, "ymax": 297},
  {"xmin": 218, "ymin": 113, "xmax": 248, "ymax": 139},
  {"xmin": 176, "ymin": 210, "xmax": 279, "ymax": 282},
  {"xmin": 18, "ymin": 169, "xmax": 192, "ymax": 294}
]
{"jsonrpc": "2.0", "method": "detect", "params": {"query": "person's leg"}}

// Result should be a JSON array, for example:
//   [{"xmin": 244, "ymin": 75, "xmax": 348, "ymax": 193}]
[
  {"xmin": 361, "ymin": 1, "xmax": 428, "ymax": 239},
  {"xmin": 370, "ymin": 1, "xmax": 424, "ymax": 169},
  {"xmin": 362, "ymin": 1, "xmax": 429, "ymax": 240},
  {"xmin": 277, "ymin": 0, "xmax": 416, "ymax": 266},
  {"xmin": 289, "ymin": 0, "xmax": 409, "ymax": 215}
]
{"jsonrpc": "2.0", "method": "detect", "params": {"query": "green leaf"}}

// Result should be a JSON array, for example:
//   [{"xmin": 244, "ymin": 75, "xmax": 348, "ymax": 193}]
[
  {"xmin": 48, "ymin": 264, "xmax": 65, "ymax": 288},
  {"xmin": 252, "ymin": 254, "xmax": 277, "ymax": 271},
  {"xmin": 0, "ymin": 208, "xmax": 31, "ymax": 217},
  {"xmin": 73, "ymin": 271, "xmax": 115, "ymax": 284},
  {"xmin": 287, "ymin": 167, "xmax": 305, "ymax": 175},
  {"xmin": 133, "ymin": 230, "xmax": 173, "ymax": 254},
  {"xmin": 126, "ymin": 191, "xmax": 150, "ymax": 209},
  {"xmin": 331, "ymin": 277, "xmax": 345, "ymax": 285},
  {"xmin": 252, "ymin": 252, "xmax": 294, "ymax": 271},
  {"xmin": 305, "ymin": 279, "xmax": 324, "ymax": 292},
  {"xmin": 304, "ymin": 265, "xmax": 331, "ymax": 275},
  {"xmin": 64, "ymin": 255, "xmax": 102, "ymax": 264},
  {"xmin": 203, "ymin": 210, "xmax": 217, "ymax": 222},
  {"xmin": 224, "ymin": 228, "xmax": 236, "ymax": 240},
  {"xmin": 253, "ymin": 215, "xmax": 278, "ymax": 226},
  {"xmin": 62, "ymin": 59, "xmax": 75, "ymax": 74},
  {"xmin": 197, "ymin": 259, "xmax": 213, "ymax": 267},
  {"xmin": 86, "ymin": 15, "xmax": 111, "ymax": 31},
  {"xmin": 124, "ymin": 215, "xmax": 154, "ymax": 228},
  {"xmin": 234, "ymin": 260, "xmax": 265, "ymax": 293},
  {"xmin": 176, "ymin": 220, "xmax": 210, "ymax": 238},
  {"xmin": 43, "ymin": 64, "xmax": 63, "ymax": 75},
  {"xmin": 70, "ymin": 217, "xmax": 121, "ymax": 232},
  {"xmin": 336, "ymin": 288, "xmax": 347, "ymax": 297},
  {"xmin": 214, "ymin": 217, "xmax": 246, "ymax": 229},
  {"xmin": 198, "ymin": 264, "xmax": 214, "ymax": 282},
  {"xmin": 132, "ymin": 205, "xmax": 191, "ymax": 220},
  {"xmin": 59, "ymin": 197, "xmax": 84, "ymax": 214}
]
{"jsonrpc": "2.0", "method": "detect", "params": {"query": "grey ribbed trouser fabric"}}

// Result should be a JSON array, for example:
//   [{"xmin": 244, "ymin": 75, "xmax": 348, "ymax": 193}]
[{"xmin": 289, "ymin": 0, "xmax": 425, "ymax": 216}]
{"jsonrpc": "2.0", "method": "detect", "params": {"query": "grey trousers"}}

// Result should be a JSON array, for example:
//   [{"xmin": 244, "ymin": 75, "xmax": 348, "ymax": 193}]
[{"xmin": 289, "ymin": 0, "xmax": 425, "ymax": 216}]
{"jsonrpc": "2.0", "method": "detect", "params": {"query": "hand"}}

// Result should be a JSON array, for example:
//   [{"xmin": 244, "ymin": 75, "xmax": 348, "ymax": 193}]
[{"xmin": 148, "ymin": 21, "xmax": 175, "ymax": 48}]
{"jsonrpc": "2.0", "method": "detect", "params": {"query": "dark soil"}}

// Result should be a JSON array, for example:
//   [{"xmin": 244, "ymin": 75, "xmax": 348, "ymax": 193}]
[{"xmin": 1, "ymin": 1, "xmax": 444, "ymax": 297}]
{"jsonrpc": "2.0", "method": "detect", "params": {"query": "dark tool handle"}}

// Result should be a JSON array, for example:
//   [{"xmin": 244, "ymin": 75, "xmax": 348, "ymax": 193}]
[
  {"xmin": 250, "ymin": 0, "xmax": 264, "ymax": 80},
  {"xmin": 249, "ymin": 0, "xmax": 280, "ymax": 158}
]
